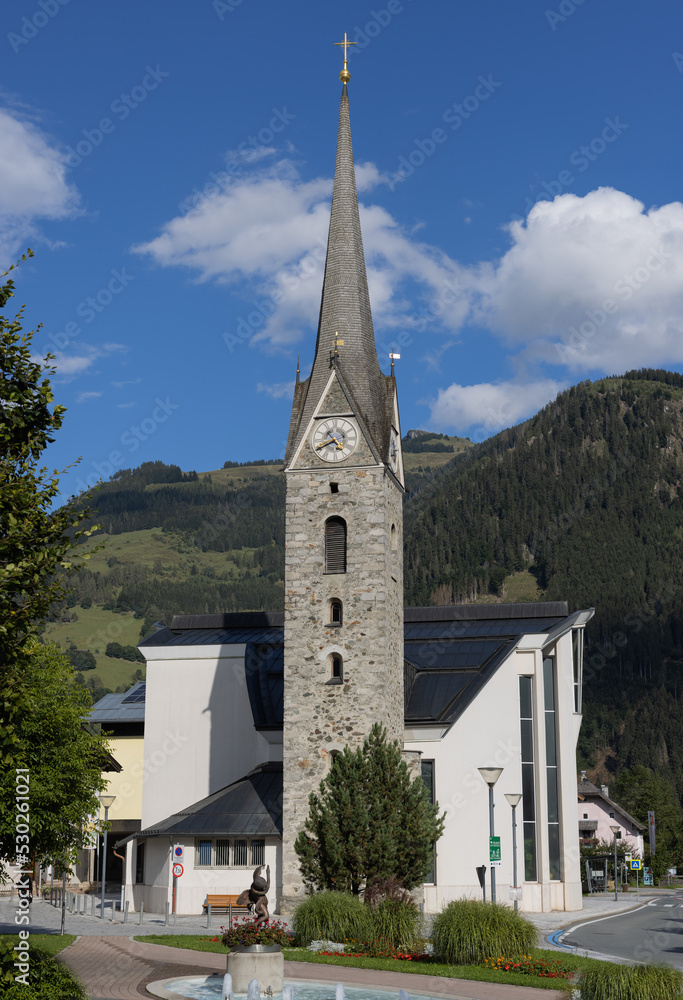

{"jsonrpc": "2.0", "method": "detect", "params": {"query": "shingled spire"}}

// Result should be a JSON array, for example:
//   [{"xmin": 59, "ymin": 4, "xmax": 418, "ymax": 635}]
[{"xmin": 284, "ymin": 78, "xmax": 395, "ymax": 468}]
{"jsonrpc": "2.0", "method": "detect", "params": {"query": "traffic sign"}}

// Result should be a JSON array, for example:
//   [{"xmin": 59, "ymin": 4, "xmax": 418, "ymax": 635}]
[
  {"xmin": 172, "ymin": 863, "xmax": 184, "ymax": 878},
  {"xmin": 630, "ymin": 859, "xmax": 642, "ymax": 871},
  {"xmin": 489, "ymin": 836, "xmax": 501, "ymax": 865},
  {"xmin": 173, "ymin": 844, "xmax": 184, "ymax": 861}
]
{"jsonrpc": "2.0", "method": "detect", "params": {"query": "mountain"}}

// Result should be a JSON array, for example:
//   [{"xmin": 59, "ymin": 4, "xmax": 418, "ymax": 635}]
[
  {"xmin": 48, "ymin": 373, "xmax": 683, "ymax": 816},
  {"xmin": 44, "ymin": 437, "xmax": 468, "ymax": 699},
  {"xmin": 403, "ymin": 369, "xmax": 683, "ymax": 803}
]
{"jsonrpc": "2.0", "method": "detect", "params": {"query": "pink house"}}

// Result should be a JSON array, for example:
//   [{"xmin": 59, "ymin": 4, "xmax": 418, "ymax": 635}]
[{"xmin": 578, "ymin": 775, "xmax": 646, "ymax": 856}]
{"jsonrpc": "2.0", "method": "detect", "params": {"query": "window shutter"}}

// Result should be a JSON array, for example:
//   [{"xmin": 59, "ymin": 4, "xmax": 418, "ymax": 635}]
[{"xmin": 325, "ymin": 517, "xmax": 347, "ymax": 573}]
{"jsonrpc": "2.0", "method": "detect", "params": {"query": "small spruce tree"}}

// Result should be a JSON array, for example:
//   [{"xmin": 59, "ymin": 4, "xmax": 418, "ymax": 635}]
[{"xmin": 295, "ymin": 723, "xmax": 444, "ymax": 894}]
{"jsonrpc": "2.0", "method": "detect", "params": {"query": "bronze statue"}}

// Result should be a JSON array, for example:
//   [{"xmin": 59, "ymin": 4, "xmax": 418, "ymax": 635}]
[{"xmin": 236, "ymin": 864, "xmax": 270, "ymax": 925}]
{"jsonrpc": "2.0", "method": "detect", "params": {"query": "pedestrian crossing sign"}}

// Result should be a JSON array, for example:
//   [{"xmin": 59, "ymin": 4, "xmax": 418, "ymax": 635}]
[{"xmin": 630, "ymin": 859, "xmax": 642, "ymax": 870}]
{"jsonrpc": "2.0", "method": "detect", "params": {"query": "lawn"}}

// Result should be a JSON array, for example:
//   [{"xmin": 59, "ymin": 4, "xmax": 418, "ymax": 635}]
[
  {"xmin": 135, "ymin": 935, "xmax": 616, "ymax": 992},
  {"xmin": 0, "ymin": 933, "xmax": 76, "ymax": 956}
]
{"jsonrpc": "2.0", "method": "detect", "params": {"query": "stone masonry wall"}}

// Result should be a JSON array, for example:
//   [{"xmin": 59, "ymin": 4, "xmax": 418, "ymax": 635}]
[{"xmin": 280, "ymin": 464, "xmax": 404, "ymax": 908}]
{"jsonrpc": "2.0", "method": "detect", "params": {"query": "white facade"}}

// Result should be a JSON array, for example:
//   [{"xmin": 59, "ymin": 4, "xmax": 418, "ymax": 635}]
[
  {"xmin": 141, "ymin": 642, "xmax": 280, "ymax": 829},
  {"xmin": 407, "ymin": 630, "xmax": 583, "ymax": 914}
]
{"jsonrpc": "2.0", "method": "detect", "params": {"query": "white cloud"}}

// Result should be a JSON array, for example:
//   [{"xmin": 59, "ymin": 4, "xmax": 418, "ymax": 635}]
[
  {"xmin": 133, "ymin": 158, "xmax": 469, "ymax": 350},
  {"xmin": 76, "ymin": 391, "xmax": 102, "ymax": 403},
  {"xmin": 134, "ymin": 164, "xmax": 683, "ymax": 434},
  {"xmin": 471, "ymin": 188, "xmax": 683, "ymax": 371},
  {"xmin": 116, "ymin": 401, "xmax": 136, "ymax": 409},
  {"xmin": 429, "ymin": 379, "xmax": 564, "ymax": 436},
  {"xmin": 257, "ymin": 380, "xmax": 295, "ymax": 400},
  {"xmin": 0, "ymin": 108, "xmax": 80, "ymax": 260},
  {"xmin": 31, "ymin": 343, "xmax": 127, "ymax": 382}
]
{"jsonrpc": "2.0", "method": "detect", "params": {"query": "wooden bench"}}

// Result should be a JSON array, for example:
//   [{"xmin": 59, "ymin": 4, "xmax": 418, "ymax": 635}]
[{"xmin": 202, "ymin": 894, "xmax": 250, "ymax": 915}]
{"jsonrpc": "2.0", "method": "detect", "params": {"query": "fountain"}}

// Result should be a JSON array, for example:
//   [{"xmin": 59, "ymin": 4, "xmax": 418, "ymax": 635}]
[{"xmin": 146, "ymin": 977, "xmax": 450, "ymax": 1000}]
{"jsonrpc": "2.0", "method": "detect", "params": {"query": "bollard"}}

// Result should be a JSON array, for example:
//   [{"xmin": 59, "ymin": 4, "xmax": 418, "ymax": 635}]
[
  {"xmin": 139, "ymin": 901, "xmax": 144, "ymax": 926},
  {"xmin": 124, "ymin": 900, "xmax": 129, "ymax": 924},
  {"xmin": 110, "ymin": 901, "xmax": 115, "ymax": 922},
  {"xmin": 165, "ymin": 902, "xmax": 169, "ymax": 926},
  {"xmin": 10, "ymin": 886, "xmax": 14, "ymax": 902},
  {"xmin": 228, "ymin": 903, "xmax": 232, "ymax": 928},
  {"xmin": 207, "ymin": 903, "xmax": 212, "ymax": 929}
]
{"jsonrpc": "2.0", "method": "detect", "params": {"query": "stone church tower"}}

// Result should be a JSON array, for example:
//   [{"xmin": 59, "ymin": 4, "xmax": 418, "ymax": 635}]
[{"xmin": 280, "ymin": 53, "xmax": 405, "ymax": 908}]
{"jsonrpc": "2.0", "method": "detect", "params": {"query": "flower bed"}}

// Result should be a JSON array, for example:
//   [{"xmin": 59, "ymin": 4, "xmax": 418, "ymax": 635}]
[
  {"xmin": 220, "ymin": 918, "xmax": 293, "ymax": 950},
  {"xmin": 484, "ymin": 954, "xmax": 575, "ymax": 980}
]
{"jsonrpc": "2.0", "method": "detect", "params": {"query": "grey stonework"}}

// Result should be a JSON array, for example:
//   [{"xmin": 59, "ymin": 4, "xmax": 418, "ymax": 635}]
[{"xmin": 280, "ymin": 461, "xmax": 404, "ymax": 909}]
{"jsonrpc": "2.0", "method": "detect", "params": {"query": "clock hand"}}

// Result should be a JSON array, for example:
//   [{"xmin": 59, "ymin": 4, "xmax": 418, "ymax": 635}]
[{"xmin": 316, "ymin": 438, "xmax": 337, "ymax": 450}]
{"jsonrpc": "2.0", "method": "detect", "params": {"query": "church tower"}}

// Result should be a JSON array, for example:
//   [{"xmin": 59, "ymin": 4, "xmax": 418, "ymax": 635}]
[{"xmin": 280, "ymin": 43, "xmax": 405, "ymax": 908}]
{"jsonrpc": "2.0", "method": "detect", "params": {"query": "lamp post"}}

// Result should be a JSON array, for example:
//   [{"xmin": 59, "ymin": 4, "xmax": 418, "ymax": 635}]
[
  {"xmin": 610, "ymin": 825, "xmax": 619, "ymax": 902},
  {"xmin": 478, "ymin": 767, "xmax": 503, "ymax": 902},
  {"xmin": 505, "ymin": 793, "xmax": 522, "ymax": 913},
  {"xmin": 99, "ymin": 795, "xmax": 116, "ymax": 919}
]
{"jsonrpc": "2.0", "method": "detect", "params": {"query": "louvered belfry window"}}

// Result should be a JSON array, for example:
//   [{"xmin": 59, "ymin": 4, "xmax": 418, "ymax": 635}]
[{"xmin": 325, "ymin": 517, "xmax": 347, "ymax": 574}]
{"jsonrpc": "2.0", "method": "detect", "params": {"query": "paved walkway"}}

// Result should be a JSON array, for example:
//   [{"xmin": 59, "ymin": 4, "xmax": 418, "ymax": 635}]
[
  {"xmin": 5, "ymin": 891, "xmax": 677, "ymax": 1000},
  {"xmin": 57, "ymin": 937, "xmax": 567, "ymax": 1000}
]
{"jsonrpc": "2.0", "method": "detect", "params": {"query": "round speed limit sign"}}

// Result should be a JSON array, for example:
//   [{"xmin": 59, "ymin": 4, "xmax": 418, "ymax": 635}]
[{"xmin": 172, "ymin": 863, "xmax": 184, "ymax": 878}]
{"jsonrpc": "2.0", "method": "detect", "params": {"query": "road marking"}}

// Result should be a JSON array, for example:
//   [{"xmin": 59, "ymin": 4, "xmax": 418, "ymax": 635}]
[{"xmin": 665, "ymin": 904, "xmax": 675, "ymax": 907}]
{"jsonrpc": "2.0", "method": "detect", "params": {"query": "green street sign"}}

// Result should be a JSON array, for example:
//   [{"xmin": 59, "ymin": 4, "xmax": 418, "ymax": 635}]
[{"xmin": 489, "ymin": 836, "xmax": 501, "ymax": 863}]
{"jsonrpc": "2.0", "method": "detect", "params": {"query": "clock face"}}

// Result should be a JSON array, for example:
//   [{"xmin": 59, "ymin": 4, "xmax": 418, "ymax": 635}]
[
  {"xmin": 311, "ymin": 417, "xmax": 358, "ymax": 462},
  {"xmin": 389, "ymin": 428, "xmax": 400, "ymax": 473}
]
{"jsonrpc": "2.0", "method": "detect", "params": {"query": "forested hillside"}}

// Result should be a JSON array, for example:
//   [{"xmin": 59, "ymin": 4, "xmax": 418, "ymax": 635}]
[{"xmin": 403, "ymin": 370, "xmax": 683, "ymax": 806}]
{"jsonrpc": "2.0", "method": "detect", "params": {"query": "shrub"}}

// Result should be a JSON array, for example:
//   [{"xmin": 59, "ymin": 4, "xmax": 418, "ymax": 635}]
[
  {"xmin": 579, "ymin": 963, "xmax": 683, "ymax": 999},
  {"xmin": 0, "ymin": 942, "xmax": 88, "ymax": 999},
  {"xmin": 369, "ymin": 899, "xmax": 422, "ymax": 950},
  {"xmin": 431, "ymin": 899, "xmax": 536, "ymax": 965},
  {"xmin": 292, "ymin": 891, "xmax": 371, "ymax": 946}
]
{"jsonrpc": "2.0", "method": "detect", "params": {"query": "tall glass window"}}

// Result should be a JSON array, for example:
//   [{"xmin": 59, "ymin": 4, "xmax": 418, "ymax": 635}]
[
  {"xmin": 196, "ymin": 839, "xmax": 212, "ymax": 866},
  {"xmin": 421, "ymin": 760, "xmax": 436, "ymax": 884},
  {"xmin": 544, "ymin": 656, "xmax": 561, "ymax": 880},
  {"xmin": 572, "ymin": 629, "xmax": 584, "ymax": 713},
  {"xmin": 233, "ymin": 839, "xmax": 248, "ymax": 866},
  {"xmin": 519, "ymin": 676, "xmax": 537, "ymax": 881}
]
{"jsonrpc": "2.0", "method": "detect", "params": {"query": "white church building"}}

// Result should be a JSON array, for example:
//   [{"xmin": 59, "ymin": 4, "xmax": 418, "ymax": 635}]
[{"xmin": 118, "ymin": 52, "xmax": 594, "ymax": 916}]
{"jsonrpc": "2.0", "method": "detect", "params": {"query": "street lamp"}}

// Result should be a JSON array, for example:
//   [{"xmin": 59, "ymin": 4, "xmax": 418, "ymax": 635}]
[
  {"xmin": 610, "ymin": 825, "xmax": 620, "ymax": 902},
  {"xmin": 99, "ymin": 795, "xmax": 116, "ymax": 919},
  {"xmin": 505, "ymin": 793, "xmax": 522, "ymax": 913},
  {"xmin": 478, "ymin": 767, "xmax": 503, "ymax": 902}
]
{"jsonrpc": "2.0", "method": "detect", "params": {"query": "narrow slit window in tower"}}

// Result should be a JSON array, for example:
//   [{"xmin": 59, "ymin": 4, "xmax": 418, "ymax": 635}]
[
  {"xmin": 325, "ymin": 516, "xmax": 347, "ymax": 573},
  {"xmin": 330, "ymin": 482, "xmax": 339, "ymax": 494},
  {"xmin": 331, "ymin": 655, "xmax": 343, "ymax": 682},
  {"xmin": 330, "ymin": 599, "xmax": 343, "ymax": 625}
]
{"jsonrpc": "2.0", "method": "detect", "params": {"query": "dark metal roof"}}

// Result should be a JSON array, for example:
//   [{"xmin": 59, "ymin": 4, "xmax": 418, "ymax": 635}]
[
  {"xmin": 121, "ymin": 762, "xmax": 283, "ymax": 843},
  {"xmin": 88, "ymin": 683, "xmax": 146, "ymax": 723},
  {"xmin": 137, "ymin": 602, "xmax": 587, "ymax": 730}
]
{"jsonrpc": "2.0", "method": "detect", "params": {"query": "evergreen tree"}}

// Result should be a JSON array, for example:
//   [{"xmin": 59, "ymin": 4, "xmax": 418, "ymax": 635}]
[{"xmin": 295, "ymin": 724, "xmax": 444, "ymax": 894}]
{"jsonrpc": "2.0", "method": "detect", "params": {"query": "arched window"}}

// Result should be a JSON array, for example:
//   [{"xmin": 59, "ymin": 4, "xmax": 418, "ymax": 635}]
[
  {"xmin": 325, "ymin": 517, "xmax": 347, "ymax": 574},
  {"xmin": 331, "ymin": 654, "xmax": 343, "ymax": 682},
  {"xmin": 330, "ymin": 600, "xmax": 343, "ymax": 625}
]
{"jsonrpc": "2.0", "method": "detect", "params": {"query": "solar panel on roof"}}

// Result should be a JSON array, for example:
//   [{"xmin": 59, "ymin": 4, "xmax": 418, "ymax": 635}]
[{"xmin": 121, "ymin": 683, "xmax": 146, "ymax": 704}]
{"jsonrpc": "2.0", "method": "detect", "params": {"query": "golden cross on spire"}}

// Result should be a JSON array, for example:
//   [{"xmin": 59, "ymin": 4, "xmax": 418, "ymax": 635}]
[{"xmin": 334, "ymin": 32, "xmax": 356, "ymax": 83}]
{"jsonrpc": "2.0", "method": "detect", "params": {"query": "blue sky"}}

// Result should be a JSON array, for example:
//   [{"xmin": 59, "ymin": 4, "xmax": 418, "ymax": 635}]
[{"xmin": 3, "ymin": 0, "xmax": 683, "ymax": 497}]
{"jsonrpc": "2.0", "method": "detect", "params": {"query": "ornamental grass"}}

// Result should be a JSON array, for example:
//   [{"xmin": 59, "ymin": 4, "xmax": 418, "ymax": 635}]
[
  {"xmin": 431, "ymin": 899, "xmax": 537, "ymax": 965},
  {"xmin": 369, "ymin": 897, "xmax": 423, "ymax": 950},
  {"xmin": 292, "ymin": 891, "xmax": 371, "ymax": 947},
  {"xmin": 578, "ymin": 963, "xmax": 683, "ymax": 999}
]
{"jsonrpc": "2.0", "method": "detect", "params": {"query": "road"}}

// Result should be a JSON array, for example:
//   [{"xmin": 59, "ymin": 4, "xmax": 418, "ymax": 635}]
[{"xmin": 563, "ymin": 895, "xmax": 683, "ymax": 968}]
